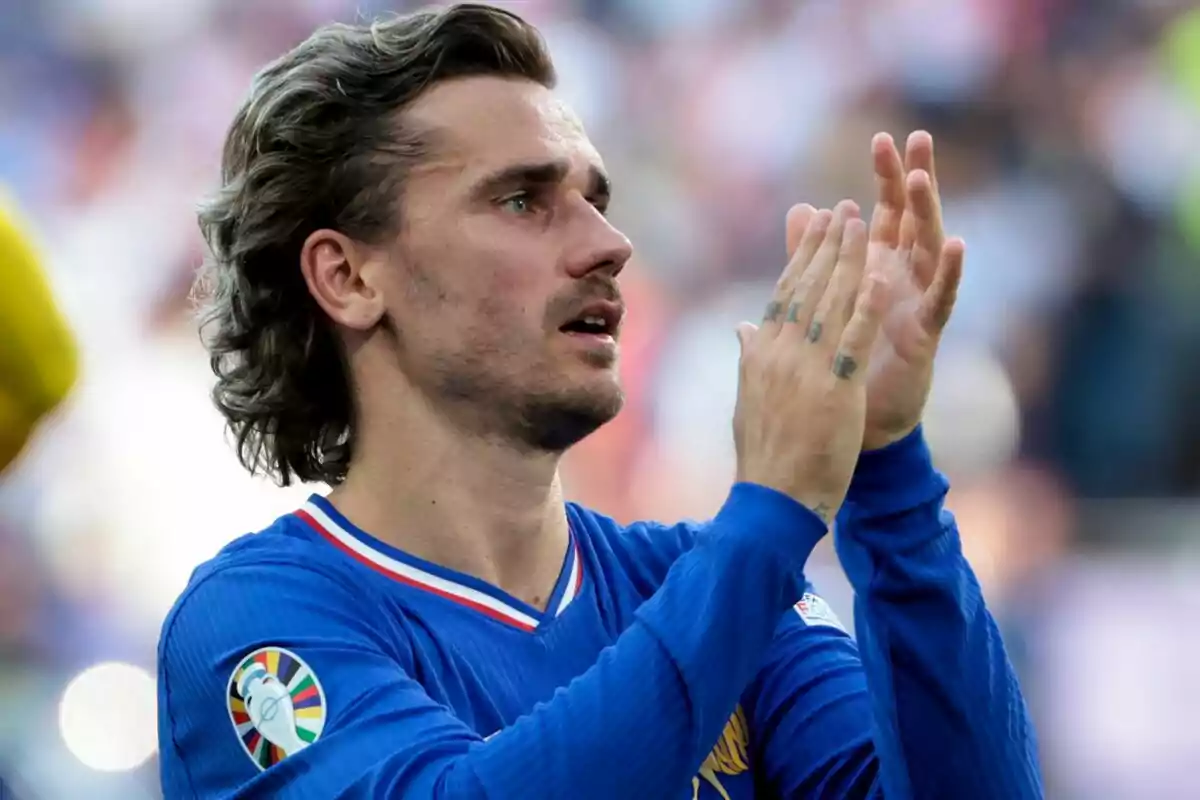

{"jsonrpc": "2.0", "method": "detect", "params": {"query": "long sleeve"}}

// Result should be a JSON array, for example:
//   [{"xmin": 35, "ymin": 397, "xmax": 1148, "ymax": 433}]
[
  {"xmin": 834, "ymin": 427, "xmax": 1043, "ymax": 799},
  {"xmin": 743, "ymin": 594, "xmax": 881, "ymax": 798},
  {"xmin": 159, "ymin": 483, "xmax": 828, "ymax": 799}
]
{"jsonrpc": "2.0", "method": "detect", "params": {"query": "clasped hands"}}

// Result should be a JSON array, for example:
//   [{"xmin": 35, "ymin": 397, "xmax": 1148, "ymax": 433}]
[{"xmin": 782, "ymin": 131, "xmax": 964, "ymax": 452}]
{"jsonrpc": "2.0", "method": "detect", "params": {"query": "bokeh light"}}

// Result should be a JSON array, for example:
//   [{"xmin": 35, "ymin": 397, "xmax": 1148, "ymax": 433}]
[{"xmin": 58, "ymin": 662, "xmax": 158, "ymax": 773}]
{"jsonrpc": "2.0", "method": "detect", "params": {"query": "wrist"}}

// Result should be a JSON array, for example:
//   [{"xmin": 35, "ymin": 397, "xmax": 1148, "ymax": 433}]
[
  {"xmin": 718, "ymin": 482, "xmax": 829, "ymax": 568},
  {"xmin": 862, "ymin": 421, "xmax": 920, "ymax": 453},
  {"xmin": 843, "ymin": 426, "xmax": 948, "ymax": 517}
]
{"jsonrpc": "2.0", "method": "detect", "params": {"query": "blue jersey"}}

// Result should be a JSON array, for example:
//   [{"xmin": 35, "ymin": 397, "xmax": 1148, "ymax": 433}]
[{"xmin": 157, "ymin": 429, "xmax": 1043, "ymax": 799}]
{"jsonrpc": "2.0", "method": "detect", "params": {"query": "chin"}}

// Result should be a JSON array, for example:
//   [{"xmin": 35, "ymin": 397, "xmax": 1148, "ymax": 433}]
[{"xmin": 515, "ymin": 378, "xmax": 624, "ymax": 453}]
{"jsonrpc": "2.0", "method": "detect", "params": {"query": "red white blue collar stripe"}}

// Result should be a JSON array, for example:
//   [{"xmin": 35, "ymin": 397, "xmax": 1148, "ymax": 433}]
[{"xmin": 295, "ymin": 495, "xmax": 584, "ymax": 633}]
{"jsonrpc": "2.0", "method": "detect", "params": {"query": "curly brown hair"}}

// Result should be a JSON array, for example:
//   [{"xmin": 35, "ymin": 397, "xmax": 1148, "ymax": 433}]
[{"xmin": 195, "ymin": 4, "xmax": 556, "ymax": 487}]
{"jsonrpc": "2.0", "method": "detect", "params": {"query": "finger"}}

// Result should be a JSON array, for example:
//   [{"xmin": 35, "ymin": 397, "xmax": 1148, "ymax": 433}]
[
  {"xmin": 803, "ymin": 212, "xmax": 868, "ymax": 348},
  {"xmin": 904, "ymin": 130, "xmax": 939, "ymax": 195},
  {"xmin": 869, "ymin": 133, "xmax": 906, "ymax": 247},
  {"xmin": 782, "ymin": 201, "xmax": 858, "ymax": 341},
  {"xmin": 736, "ymin": 321, "xmax": 758, "ymax": 351},
  {"xmin": 900, "ymin": 131, "xmax": 941, "ymax": 251},
  {"xmin": 906, "ymin": 168, "xmax": 944, "ymax": 287},
  {"xmin": 735, "ymin": 321, "xmax": 758, "ymax": 364},
  {"xmin": 918, "ymin": 237, "xmax": 965, "ymax": 335},
  {"xmin": 785, "ymin": 203, "xmax": 817, "ymax": 260},
  {"xmin": 832, "ymin": 274, "xmax": 889, "ymax": 381},
  {"xmin": 761, "ymin": 209, "xmax": 834, "ymax": 335}
]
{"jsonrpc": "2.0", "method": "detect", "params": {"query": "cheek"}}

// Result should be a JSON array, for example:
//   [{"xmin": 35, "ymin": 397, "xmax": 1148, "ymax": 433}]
[
  {"xmin": 423, "ymin": 221, "xmax": 557, "ymax": 349},
  {"xmin": 474, "ymin": 264, "xmax": 547, "ymax": 334}
]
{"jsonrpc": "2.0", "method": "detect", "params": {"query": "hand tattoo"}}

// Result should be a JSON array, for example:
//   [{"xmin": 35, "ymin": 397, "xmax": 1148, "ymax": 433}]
[
  {"xmin": 763, "ymin": 301, "xmax": 784, "ymax": 323},
  {"xmin": 832, "ymin": 353, "xmax": 857, "ymax": 379},
  {"xmin": 806, "ymin": 320, "xmax": 823, "ymax": 343}
]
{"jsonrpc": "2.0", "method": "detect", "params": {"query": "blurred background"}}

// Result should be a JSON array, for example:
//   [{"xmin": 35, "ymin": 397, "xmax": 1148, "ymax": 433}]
[{"xmin": 1, "ymin": 0, "xmax": 1199, "ymax": 796}]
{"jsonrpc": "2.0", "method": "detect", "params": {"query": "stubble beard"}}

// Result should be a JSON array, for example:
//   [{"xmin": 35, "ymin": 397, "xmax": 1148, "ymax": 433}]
[
  {"xmin": 395, "ymin": 261, "xmax": 625, "ymax": 454},
  {"xmin": 429, "ymin": 347, "xmax": 625, "ymax": 454}
]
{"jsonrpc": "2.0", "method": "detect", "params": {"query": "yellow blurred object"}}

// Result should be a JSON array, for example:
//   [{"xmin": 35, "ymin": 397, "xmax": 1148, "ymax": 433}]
[{"xmin": 0, "ymin": 192, "xmax": 78, "ymax": 471}]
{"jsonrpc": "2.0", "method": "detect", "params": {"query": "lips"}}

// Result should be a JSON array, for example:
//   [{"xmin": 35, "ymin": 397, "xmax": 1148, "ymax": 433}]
[{"xmin": 558, "ymin": 301, "xmax": 624, "ymax": 338}]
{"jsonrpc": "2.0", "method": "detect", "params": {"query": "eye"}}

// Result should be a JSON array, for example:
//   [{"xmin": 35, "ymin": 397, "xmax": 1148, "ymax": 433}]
[{"xmin": 499, "ymin": 191, "xmax": 538, "ymax": 215}]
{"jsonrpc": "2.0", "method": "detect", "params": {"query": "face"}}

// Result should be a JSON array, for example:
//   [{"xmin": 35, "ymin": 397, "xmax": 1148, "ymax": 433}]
[{"xmin": 374, "ymin": 76, "xmax": 633, "ymax": 452}]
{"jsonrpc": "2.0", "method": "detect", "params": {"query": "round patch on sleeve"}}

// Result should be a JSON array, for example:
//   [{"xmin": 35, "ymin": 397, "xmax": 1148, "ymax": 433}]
[
  {"xmin": 794, "ymin": 592, "xmax": 846, "ymax": 632},
  {"xmin": 227, "ymin": 646, "xmax": 327, "ymax": 770}
]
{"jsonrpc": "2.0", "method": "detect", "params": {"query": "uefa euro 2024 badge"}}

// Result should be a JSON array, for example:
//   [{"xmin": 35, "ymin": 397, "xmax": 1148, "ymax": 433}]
[{"xmin": 227, "ymin": 646, "xmax": 328, "ymax": 770}]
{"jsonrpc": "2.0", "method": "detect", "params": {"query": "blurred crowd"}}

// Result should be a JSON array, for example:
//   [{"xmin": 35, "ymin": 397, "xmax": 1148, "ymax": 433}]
[{"xmin": 1, "ymin": 0, "xmax": 1199, "ymax": 797}]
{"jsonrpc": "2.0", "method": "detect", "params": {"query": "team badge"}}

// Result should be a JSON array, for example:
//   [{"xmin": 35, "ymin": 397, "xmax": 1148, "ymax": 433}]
[
  {"xmin": 227, "ymin": 646, "xmax": 327, "ymax": 770},
  {"xmin": 795, "ymin": 592, "xmax": 846, "ymax": 632}
]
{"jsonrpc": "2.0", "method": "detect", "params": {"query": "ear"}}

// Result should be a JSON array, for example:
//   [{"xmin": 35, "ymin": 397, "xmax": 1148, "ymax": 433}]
[{"xmin": 299, "ymin": 229, "xmax": 386, "ymax": 331}]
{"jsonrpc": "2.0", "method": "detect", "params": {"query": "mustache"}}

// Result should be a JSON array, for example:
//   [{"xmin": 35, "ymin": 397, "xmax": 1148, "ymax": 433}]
[{"xmin": 545, "ymin": 279, "xmax": 623, "ymax": 322}]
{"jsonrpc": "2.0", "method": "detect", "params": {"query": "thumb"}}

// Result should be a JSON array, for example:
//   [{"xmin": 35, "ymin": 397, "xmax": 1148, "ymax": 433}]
[{"xmin": 919, "ymin": 237, "xmax": 965, "ymax": 334}]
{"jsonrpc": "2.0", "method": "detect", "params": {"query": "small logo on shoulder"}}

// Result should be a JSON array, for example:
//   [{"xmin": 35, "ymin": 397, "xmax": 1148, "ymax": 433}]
[
  {"xmin": 795, "ymin": 592, "xmax": 846, "ymax": 632},
  {"xmin": 227, "ymin": 646, "xmax": 327, "ymax": 770}
]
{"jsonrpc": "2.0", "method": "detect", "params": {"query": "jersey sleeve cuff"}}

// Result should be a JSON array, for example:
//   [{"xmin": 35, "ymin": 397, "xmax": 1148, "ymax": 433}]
[
  {"xmin": 716, "ymin": 482, "xmax": 829, "ymax": 572},
  {"xmin": 842, "ymin": 425, "xmax": 950, "ymax": 519}
]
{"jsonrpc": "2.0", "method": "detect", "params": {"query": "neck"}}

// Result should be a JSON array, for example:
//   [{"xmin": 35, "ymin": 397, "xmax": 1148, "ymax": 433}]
[{"xmin": 328, "ymin": 374, "xmax": 569, "ymax": 612}]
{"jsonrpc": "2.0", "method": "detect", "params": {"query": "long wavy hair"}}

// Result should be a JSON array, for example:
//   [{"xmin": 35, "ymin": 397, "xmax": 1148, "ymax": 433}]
[{"xmin": 195, "ymin": 4, "xmax": 556, "ymax": 486}]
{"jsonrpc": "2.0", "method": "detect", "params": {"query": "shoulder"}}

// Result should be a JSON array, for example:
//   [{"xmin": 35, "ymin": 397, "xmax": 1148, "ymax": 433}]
[
  {"xmin": 159, "ymin": 514, "xmax": 392, "ymax": 663},
  {"xmin": 568, "ymin": 503, "xmax": 707, "ymax": 556},
  {"xmin": 568, "ymin": 503, "xmax": 709, "ymax": 594},
  {"xmin": 156, "ymin": 516, "xmax": 419, "ymax": 795}
]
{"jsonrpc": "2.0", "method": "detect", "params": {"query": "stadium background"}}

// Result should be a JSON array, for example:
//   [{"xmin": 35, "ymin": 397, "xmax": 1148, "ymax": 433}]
[{"xmin": 2, "ymin": 0, "xmax": 1199, "ymax": 796}]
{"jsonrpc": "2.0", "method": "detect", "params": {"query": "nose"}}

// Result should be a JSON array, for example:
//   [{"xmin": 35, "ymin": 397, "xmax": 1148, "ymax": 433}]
[{"xmin": 564, "ymin": 204, "xmax": 633, "ymax": 280}]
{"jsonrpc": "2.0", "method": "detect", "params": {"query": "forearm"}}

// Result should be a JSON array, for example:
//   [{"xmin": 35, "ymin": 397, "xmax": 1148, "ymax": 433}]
[
  {"xmin": 835, "ymin": 429, "xmax": 1042, "ymax": 799},
  {"xmin": 450, "ymin": 484, "xmax": 827, "ymax": 798}
]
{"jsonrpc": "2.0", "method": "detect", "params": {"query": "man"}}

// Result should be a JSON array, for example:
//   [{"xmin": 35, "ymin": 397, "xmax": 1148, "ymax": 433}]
[
  {"xmin": 158, "ymin": 5, "xmax": 1042, "ymax": 798},
  {"xmin": 0, "ymin": 193, "xmax": 77, "ymax": 472}
]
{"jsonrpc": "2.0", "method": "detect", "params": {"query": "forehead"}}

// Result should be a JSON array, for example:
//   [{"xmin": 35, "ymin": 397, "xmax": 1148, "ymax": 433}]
[{"xmin": 406, "ymin": 76, "xmax": 602, "ymax": 182}]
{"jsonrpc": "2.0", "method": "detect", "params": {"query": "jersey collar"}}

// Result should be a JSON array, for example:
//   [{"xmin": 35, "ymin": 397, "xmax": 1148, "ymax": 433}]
[{"xmin": 295, "ymin": 494, "xmax": 585, "ymax": 633}]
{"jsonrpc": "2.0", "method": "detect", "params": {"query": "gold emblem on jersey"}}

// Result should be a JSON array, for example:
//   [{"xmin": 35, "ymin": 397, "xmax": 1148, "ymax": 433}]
[{"xmin": 692, "ymin": 705, "xmax": 749, "ymax": 800}]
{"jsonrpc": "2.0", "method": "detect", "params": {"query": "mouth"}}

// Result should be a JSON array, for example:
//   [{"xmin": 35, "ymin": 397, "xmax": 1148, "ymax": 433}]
[{"xmin": 558, "ymin": 301, "xmax": 624, "ymax": 343}]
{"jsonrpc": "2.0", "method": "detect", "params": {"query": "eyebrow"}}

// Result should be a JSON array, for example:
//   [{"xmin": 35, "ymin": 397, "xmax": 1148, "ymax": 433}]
[{"xmin": 469, "ymin": 159, "xmax": 612, "ymax": 203}]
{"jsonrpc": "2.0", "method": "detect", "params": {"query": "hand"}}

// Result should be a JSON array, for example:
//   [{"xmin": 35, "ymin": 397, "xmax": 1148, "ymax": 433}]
[
  {"xmin": 787, "ymin": 132, "xmax": 965, "ymax": 451},
  {"xmin": 734, "ymin": 201, "xmax": 889, "ymax": 522}
]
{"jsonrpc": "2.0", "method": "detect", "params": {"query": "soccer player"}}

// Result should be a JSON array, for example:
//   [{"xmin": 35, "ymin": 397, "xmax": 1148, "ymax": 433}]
[
  {"xmin": 158, "ymin": 5, "xmax": 1042, "ymax": 798},
  {"xmin": 0, "ymin": 194, "xmax": 77, "ymax": 472}
]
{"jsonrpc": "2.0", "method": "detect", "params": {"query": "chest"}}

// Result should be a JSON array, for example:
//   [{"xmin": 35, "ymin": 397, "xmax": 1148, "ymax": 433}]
[
  {"xmin": 385, "ymin": 599, "xmax": 761, "ymax": 800},
  {"xmin": 398, "ymin": 591, "xmax": 619, "ymax": 736}
]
